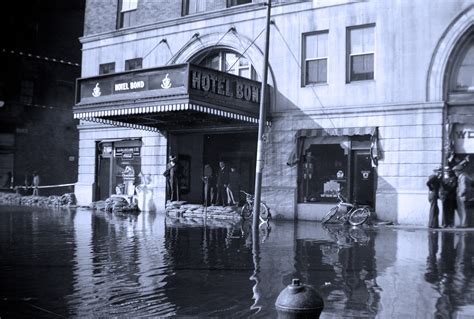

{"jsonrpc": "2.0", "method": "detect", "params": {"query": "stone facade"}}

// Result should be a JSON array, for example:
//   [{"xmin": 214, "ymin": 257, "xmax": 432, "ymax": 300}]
[{"xmin": 77, "ymin": 0, "xmax": 474, "ymax": 224}]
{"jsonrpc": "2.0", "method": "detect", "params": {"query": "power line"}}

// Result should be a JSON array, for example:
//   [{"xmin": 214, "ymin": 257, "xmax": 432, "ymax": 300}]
[
  {"xmin": 1, "ymin": 48, "xmax": 80, "ymax": 67},
  {"xmin": 272, "ymin": 21, "xmax": 336, "ymax": 129},
  {"xmin": 226, "ymin": 27, "xmax": 266, "ymax": 73}
]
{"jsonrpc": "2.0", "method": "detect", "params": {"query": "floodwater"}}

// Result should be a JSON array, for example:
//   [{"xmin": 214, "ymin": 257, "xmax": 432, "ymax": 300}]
[{"xmin": 0, "ymin": 206, "xmax": 473, "ymax": 318}]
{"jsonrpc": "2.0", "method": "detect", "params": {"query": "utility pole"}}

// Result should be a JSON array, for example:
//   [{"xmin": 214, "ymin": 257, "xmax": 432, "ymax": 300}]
[{"xmin": 253, "ymin": 0, "xmax": 272, "ymax": 240}]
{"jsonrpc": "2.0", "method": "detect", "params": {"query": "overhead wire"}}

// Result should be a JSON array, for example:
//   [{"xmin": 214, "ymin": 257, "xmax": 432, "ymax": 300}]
[{"xmin": 271, "ymin": 21, "xmax": 336, "ymax": 129}]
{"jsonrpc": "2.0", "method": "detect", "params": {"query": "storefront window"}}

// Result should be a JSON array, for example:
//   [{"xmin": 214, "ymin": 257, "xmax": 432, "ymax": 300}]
[
  {"xmin": 300, "ymin": 142, "xmax": 348, "ymax": 203},
  {"xmin": 96, "ymin": 139, "xmax": 142, "ymax": 200},
  {"xmin": 297, "ymin": 134, "xmax": 375, "ymax": 207}
]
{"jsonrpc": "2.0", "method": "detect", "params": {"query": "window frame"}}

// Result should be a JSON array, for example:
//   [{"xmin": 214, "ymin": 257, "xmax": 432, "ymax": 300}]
[
  {"xmin": 346, "ymin": 23, "xmax": 375, "ymax": 83},
  {"xmin": 227, "ymin": 0, "xmax": 252, "ymax": 8},
  {"xmin": 194, "ymin": 49, "xmax": 257, "ymax": 80},
  {"xmin": 124, "ymin": 58, "xmax": 143, "ymax": 71},
  {"xmin": 182, "ymin": 0, "xmax": 207, "ymax": 16},
  {"xmin": 99, "ymin": 62, "xmax": 116, "ymax": 75},
  {"xmin": 302, "ymin": 30, "xmax": 329, "ymax": 86},
  {"xmin": 117, "ymin": 0, "xmax": 138, "ymax": 29}
]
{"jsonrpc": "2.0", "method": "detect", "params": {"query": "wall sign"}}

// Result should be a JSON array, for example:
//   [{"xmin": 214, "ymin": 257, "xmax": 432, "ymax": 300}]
[{"xmin": 454, "ymin": 124, "xmax": 474, "ymax": 153}]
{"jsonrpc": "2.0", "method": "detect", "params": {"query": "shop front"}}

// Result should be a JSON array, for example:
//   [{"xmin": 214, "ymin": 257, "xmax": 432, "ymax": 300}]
[
  {"xmin": 287, "ymin": 127, "xmax": 379, "ymax": 219},
  {"xmin": 74, "ymin": 63, "xmax": 265, "ymax": 208}
]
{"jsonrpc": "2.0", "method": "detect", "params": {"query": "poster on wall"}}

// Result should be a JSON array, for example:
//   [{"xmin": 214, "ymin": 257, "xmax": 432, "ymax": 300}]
[{"xmin": 454, "ymin": 124, "xmax": 474, "ymax": 153}]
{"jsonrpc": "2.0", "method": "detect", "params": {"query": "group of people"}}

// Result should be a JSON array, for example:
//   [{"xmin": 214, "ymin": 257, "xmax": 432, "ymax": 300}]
[
  {"xmin": 162, "ymin": 155, "xmax": 240, "ymax": 206},
  {"xmin": 202, "ymin": 161, "xmax": 240, "ymax": 207},
  {"xmin": 427, "ymin": 156, "xmax": 470, "ymax": 228}
]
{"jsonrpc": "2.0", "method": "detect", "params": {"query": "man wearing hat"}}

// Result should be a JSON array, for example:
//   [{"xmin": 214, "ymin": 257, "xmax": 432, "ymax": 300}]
[
  {"xmin": 163, "ymin": 155, "xmax": 180, "ymax": 201},
  {"xmin": 439, "ymin": 166, "xmax": 457, "ymax": 228},
  {"xmin": 453, "ymin": 159, "xmax": 470, "ymax": 227},
  {"xmin": 426, "ymin": 165, "xmax": 442, "ymax": 228}
]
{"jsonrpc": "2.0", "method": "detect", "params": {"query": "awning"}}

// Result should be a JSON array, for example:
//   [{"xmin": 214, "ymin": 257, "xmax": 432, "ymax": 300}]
[
  {"xmin": 287, "ymin": 127, "xmax": 380, "ymax": 167},
  {"xmin": 73, "ymin": 63, "xmax": 268, "ymax": 131},
  {"xmin": 74, "ymin": 102, "xmax": 258, "ymax": 131}
]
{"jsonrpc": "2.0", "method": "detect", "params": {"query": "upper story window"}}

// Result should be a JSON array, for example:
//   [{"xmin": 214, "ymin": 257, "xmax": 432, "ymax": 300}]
[
  {"xmin": 347, "ymin": 24, "xmax": 375, "ymax": 82},
  {"xmin": 194, "ymin": 50, "xmax": 257, "ymax": 80},
  {"xmin": 227, "ymin": 0, "xmax": 252, "ymax": 7},
  {"xmin": 451, "ymin": 38, "xmax": 474, "ymax": 92},
  {"xmin": 125, "ymin": 58, "xmax": 143, "ymax": 71},
  {"xmin": 183, "ymin": 0, "xmax": 206, "ymax": 15},
  {"xmin": 303, "ymin": 31, "xmax": 328, "ymax": 85},
  {"xmin": 99, "ymin": 62, "xmax": 116, "ymax": 75},
  {"xmin": 117, "ymin": 0, "xmax": 138, "ymax": 29}
]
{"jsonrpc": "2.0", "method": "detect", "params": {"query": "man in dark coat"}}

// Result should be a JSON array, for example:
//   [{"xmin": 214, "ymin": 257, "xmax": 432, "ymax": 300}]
[
  {"xmin": 215, "ymin": 161, "xmax": 229, "ymax": 206},
  {"xmin": 439, "ymin": 166, "xmax": 457, "ymax": 228},
  {"xmin": 163, "ymin": 155, "xmax": 179, "ymax": 201},
  {"xmin": 427, "ymin": 165, "xmax": 442, "ymax": 228}
]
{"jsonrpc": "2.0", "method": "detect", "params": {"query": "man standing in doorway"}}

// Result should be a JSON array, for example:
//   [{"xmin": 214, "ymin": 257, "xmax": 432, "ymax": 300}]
[
  {"xmin": 439, "ymin": 166, "xmax": 457, "ymax": 228},
  {"xmin": 163, "ymin": 155, "xmax": 179, "ymax": 202},
  {"xmin": 216, "ymin": 161, "xmax": 229, "ymax": 206}
]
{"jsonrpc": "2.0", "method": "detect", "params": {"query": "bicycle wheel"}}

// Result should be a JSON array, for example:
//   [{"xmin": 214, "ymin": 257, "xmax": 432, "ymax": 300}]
[
  {"xmin": 321, "ymin": 207, "xmax": 338, "ymax": 224},
  {"xmin": 348, "ymin": 207, "xmax": 370, "ymax": 226},
  {"xmin": 259, "ymin": 203, "xmax": 271, "ymax": 221},
  {"xmin": 241, "ymin": 203, "xmax": 253, "ymax": 219}
]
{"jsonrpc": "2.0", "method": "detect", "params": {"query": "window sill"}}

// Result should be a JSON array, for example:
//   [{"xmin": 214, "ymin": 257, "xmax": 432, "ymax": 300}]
[
  {"xmin": 302, "ymin": 83, "xmax": 329, "ymax": 88},
  {"xmin": 346, "ymin": 79, "xmax": 376, "ymax": 85}
]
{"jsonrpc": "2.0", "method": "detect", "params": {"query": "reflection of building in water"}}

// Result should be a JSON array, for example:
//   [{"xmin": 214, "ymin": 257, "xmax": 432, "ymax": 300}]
[
  {"xmin": 293, "ymin": 225, "xmax": 380, "ymax": 317},
  {"xmin": 425, "ymin": 232, "xmax": 474, "ymax": 318},
  {"xmin": 69, "ymin": 211, "xmax": 173, "ymax": 316}
]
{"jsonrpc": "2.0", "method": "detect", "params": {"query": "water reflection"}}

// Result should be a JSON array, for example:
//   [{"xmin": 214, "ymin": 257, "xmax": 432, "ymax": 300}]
[
  {"xmin": 425, "ymin": 231, "xmax": 474, "ymax": 317},
  {"xmin": 1, "ymin": 206, "xmax": 474, "ymax": 318}
]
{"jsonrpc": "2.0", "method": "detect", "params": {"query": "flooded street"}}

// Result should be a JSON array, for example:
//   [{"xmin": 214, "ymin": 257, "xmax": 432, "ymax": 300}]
[{"xmin": 1, "ymin": 206, "xmax": 474, "ymax": 318}]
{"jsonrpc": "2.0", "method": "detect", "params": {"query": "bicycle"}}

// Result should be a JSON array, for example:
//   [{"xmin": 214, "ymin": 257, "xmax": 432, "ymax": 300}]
[
  {"xmin": 240, "ymin": 190, "xmax": 271, "ymax": 223},
  {"xmin": 321, "ymin": 192, "xmax": 371, "ymax": 226}
]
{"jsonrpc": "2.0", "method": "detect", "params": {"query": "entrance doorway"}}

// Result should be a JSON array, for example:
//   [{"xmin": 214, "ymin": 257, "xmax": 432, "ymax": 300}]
[
  {"xmin": 351, "ymin": 150, "xmax": 375, "ymax": 206},
  {"xmin": 170, "ymin": 131, "xmax": 257, "ymax": 204}
]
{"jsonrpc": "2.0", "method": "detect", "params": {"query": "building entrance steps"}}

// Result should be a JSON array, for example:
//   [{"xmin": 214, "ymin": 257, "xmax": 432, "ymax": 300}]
[{"xmin": 165, "ymin": 200, "xmax": 242, "ymax": 220}]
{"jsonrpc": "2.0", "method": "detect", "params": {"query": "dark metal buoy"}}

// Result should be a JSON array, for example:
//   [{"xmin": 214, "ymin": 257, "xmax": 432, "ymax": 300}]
[{"xmin": 275, "ymin": 278, "xmax": 324, "ymax": 319}]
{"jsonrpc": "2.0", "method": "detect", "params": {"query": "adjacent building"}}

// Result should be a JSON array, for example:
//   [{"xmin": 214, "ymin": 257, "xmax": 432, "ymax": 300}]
[
  {"xmin": 74, "ymin": 0, "xmax": 474, "ymax": 225},
  {"xmin": 0, "ymin": 0, "xmax": 83, "ymax": 195}
]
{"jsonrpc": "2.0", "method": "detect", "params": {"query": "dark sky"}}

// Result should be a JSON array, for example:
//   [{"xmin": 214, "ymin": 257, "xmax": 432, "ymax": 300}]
[{"xmin": 0, "ymin": 0, "xmax": 86, "ymax": 63}]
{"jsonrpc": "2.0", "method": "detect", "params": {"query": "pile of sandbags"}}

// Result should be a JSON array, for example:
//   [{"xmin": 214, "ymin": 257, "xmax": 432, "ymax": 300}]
[
  {"xmin": 165, "ymin": 201, "xmax": 241, "ymax": 220},
  {"xmin": 0, "ymin": 192, "xmax": 22, "ymax": 205},
  {"xmin": 104, "ymin": 196, "xmax": 138, "ymax": 213},
  {"xmin": 0, "ymin": 191, "xmax": 76, "ymax": 208}
]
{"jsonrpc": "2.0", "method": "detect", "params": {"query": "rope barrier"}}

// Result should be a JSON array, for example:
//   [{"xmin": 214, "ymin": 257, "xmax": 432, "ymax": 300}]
[{"xmin": 14, "ymin": 183, "xmax": 75, "ymax": 190}]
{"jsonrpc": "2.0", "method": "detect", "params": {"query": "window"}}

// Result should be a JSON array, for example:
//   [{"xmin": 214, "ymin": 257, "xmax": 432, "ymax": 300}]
[
  {"xmin": 20, "ymin": 80, "xmax": 34, "ymax": 105},
  {"xmin": 183, "ymin": 0, "xmax": 206, "ymax": 15},
  {"xmin": 194, "ymin": 50, "xmax": 257, "ymax": 80},
  {"xmin": 117, "ymin": 0, "xmax": 138, "ymax": 29},
  {"xmin": 451, "ymin": 39, "xmax": 474, "ymax": 92},
  {"xmin": 125, "ymin": 58, "xmax": 142, "ymax": 71},
  {"xmin": 99, "ymin": 62, "xmax": 116, "ymax": 75},
  {"xmin": 303, "ymin": 31, "xmax": 328, "ymax": 85},
  {"xmin": 227, "ymin": 0, "xmax": 252, "ymax": 7},
  {"xmin": 347, "ymin": 25, "xmax": 375, "ymax": 82}
]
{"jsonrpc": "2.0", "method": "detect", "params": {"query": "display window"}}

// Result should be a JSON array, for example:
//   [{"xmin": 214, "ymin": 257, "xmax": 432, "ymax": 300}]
[
  {"xmin": 298, "ymin": 135, "xmax": 375, "ymax": 207},
  {"xmin": 95, "ymin": 139, "xmax": 142, "ymax": 201}
]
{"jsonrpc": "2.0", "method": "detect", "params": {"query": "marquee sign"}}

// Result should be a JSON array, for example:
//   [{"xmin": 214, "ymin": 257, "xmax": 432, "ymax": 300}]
[
  {"xmin": 78, "ymin": 66, "xmax": 186, "ymax": 102},
  {"xmin": 74, "ymin": 63, "xmax": 266, "ymax": 120}
]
